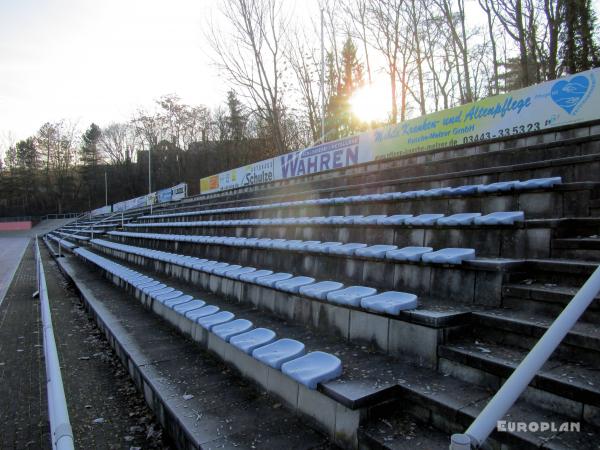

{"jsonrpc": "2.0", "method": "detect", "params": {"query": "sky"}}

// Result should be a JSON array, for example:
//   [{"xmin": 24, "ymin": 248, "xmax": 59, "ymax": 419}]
[{"xmin": 0, "ymin": 0, "xmax": 228, "ymax": 148}]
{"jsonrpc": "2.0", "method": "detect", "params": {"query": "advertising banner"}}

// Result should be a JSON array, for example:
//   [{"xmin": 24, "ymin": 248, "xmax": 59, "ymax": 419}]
[
  {"xmin": 198, "ymin": 68, "xmax": 600, "ymax": 194},
  {"xmin": 91, "ymin": 205, "xmax": 112, "ymax": 217},
  {"xmin": 156, "ymin": 188, "xmax": 172, "ymax": 204},
  {"xmin": 171, "ymin": 183, "xmax": 187, "ymax": 201}
]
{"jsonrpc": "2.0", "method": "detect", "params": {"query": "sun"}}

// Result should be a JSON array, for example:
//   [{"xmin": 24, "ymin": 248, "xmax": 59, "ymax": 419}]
[{"xmin": 350, "ymin": 80, "xmax": 391, "ymax": 124}]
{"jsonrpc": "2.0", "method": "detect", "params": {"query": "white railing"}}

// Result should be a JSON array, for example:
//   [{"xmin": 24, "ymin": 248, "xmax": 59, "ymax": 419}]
[
  {"xmin": 450, "ymin": 265, "xmax": 600, "ymax": 449},
  {"xmin": 34, "ymin": 237, "xmax": 75, "ymax": 450}
]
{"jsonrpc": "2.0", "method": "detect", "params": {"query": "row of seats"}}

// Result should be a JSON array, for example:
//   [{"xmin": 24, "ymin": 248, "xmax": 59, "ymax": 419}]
[
  {"xmin": 127, "ymin": 211, "xmax": 526, "ymax": 228},
  {"xmin": 141, "ymin": 177, "xmax": 560, "ymax": 221},
  {"xmin": 109, "ymin": 231, "xmax": 477, "ymax": 265},
  {"xmin": 46, "ymin": 234, "xmax": 76, "ymax": 250},
  {"xmin": 54, "ymin": 231, "xmax": 89, "ymax": 242},
  {"xmin": 90, "ymin": 238, "xmax": 420, "ymax": 315},
  {"xmin": 73, "ymin": 246, "xmax": 342, "ymax": 389}
]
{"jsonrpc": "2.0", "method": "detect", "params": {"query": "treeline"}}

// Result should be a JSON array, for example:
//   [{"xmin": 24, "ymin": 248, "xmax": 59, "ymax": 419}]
[{"xmin": 1, "ymin": 0, "xmax": 598, "ymax": 216}]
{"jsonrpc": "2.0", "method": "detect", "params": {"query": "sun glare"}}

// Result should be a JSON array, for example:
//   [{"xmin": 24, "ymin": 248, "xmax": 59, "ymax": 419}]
[{"xmin": 350, "ymin": 81, "xmax": 391, "ymax": 124}]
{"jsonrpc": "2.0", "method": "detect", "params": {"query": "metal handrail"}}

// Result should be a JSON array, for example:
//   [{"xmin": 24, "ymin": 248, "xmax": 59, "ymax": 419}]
[
  {"xmin": 34, "ymin": 237, "xmax": 75, "ymax": 450},
  {"xmin": 450, "ymin": 265, "xmax": 600, "ymax": 449}
]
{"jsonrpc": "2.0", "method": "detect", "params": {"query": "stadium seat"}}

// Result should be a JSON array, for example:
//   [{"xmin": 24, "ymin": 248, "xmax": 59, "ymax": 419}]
[
  {"xmin": 298, "ymin": 281, "xmax": 344, "ymax": 300},
  {"xmin": 473, "ymin": 211, "xmax": 525, "ymax": 225},
  {"xmin": 251, "ymin": 338, "xmax": 306, "ymax": 369},
  {"xmin": 197, "ymin": 311, "xmax": 235, "ymax": 330},
  {"xmin": 386, "ymin": 246, "xmax": 433, "ymax": 262},
  {"xmin": 326, "ymin": 286, "xmax": 377, "ymax": 307},
  {"xmin": 360, "ymin": 291, "xmax": 418, "ymax": 314},
  {"xmin": 421, "ymin": 248, "xmax": 476, "ymax": 264},
  {"xmin": 281, "ymin": 351, "xmax": 343, "ymax": 389},
  {"xmin": 230, "ymin": 328, "xmax": 277, "ymax": 354},
  {"xmin": 186, "ymin": 305, "xmax": 220, "ymax": 320},
  {"xmin": 212, "ymin": 319, "xmax": 254, "ymax": 342},
  {"xmin": 436, "ymin": 213, "xmax": 482, "ymax": 226},
  {"xmin": 275, "ymin": 276, "xmax": 316, "ymax": 294},
  {"xmin": 355, "ymin": 245, "xmax": 398, "ymax": 258},
  {"xmin": 405, "ymin": 214, "xmax": 445, "ymax": 225}
]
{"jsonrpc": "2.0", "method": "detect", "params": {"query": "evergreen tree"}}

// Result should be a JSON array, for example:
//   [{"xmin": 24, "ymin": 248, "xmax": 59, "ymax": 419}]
[
  {"xmin": 226, "ymin": 90, "xmax": 246, "ymax": 141},
  {"xmin": 325, "ymin": 37, "xmax": 365, "ymax": 141},
  {"xmin": 80, "ymin": 123, "xmax": 102, "ymax": 208},
  {"xmin": 561, "ymin": 0, "xmax": 600, "ymax": 73}
]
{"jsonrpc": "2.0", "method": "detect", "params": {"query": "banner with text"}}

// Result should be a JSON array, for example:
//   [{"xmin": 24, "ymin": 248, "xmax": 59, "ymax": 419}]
[{"xmin": 200, "ymin": 68, "xmax": 600, "ymax": 194}]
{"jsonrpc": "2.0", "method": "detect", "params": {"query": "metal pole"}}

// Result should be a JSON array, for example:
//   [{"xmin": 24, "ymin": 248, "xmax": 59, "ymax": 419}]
[
  {"xmin": 148, "ymin": 147, "xmax": 152, "ymax": 214},
  {"xmin": 104, "ymin": 170, "xmax": 108, "ymax": 206},
  {"xmin": 320, "ymin": 7, "xmax": 325, "ymax": 144},
  {"xmin": 452, "ymin": 264, "xmax": 600, "ymax": 448}
]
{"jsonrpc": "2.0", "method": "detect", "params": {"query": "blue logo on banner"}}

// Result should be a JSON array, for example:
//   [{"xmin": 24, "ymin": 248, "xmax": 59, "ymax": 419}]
[{"xmin": 551, "ymin": 75, "xmax": 589, "ymax": 114}]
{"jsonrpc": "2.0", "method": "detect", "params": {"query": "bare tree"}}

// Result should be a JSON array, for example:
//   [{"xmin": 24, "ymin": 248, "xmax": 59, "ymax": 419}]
[{"xmin": 207, "ymin": 0, "xmax": 290, "ymax": 154}]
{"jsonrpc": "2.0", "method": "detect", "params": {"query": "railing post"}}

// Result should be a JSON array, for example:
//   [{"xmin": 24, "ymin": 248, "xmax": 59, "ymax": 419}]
[{"xmin": 452, "ymin": 265, "xmax": 600, "ymax": 448}]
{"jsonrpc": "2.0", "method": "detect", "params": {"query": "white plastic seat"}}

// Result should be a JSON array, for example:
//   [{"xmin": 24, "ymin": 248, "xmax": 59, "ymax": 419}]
[
  {"xmin": 275, "ymin": 276, "xmax": 316, "ymax": 294},
  {"xmin": 333, "ymin": 215, "xmax": 364, "ymax": 225},
  {"xmin": 256, "ymin": 272, "xmax": 293, "ymax": 288},
  {"xmin": 281, "ymin": 351, "xmax": 343, "ymax": 389},
  {"xmin": 299, "ymin": 281, "xmax": 344, "ymax": 300},
  {"xmin": 473, "ymin": 211, "xmax": 525, "ymax": 225},
  {"xmin": 436, "ymin": 213, "xmax": 482, "ymax": 226},
  {"xmin": 328, "ymin": 243, "xmax": 368, "ymax": 256},
  {"xmin": 251, "ymin": 338, "xmax": 306, "ymax": 369},
  {"xmin": 187, "ymin": 305, "xmax": 219, "ymax": 320},
  {"xmin": 355, "ymin": 245, "xmax": 398, "ymax": 258},
  {"xmin": 230, "ymin": 328, "xmax": 277, "ymax": 354},
  {"xmin": 421, "ymin": 248, "xmax": 475, "ymax": 264},
  {"xmin": 212, "ymin": 319, "xmax": 253, "ymax": 342},
  {"xmin": 377, "ymin": 214, "xmax": 413, "ymax": 225},
  {"xmin": 197, "ymin": 311, "xmax": 235, "ymax": 330},
  {"xmin": 515, "ymin": 176, "xmax": 562, "ymax": 190},
  {"xmin": 239, "ymin": 269, "xmax": 274, "ymax": 283},
  {"xmin": 360, "ymin": 291, "xmax": 418, "ymax": 315},
  {"xmin": 326, "ymin": 286, "xmax": 377, "ymax": 307},
  {"xmin": 405, "ymin": 214, "xmax": 445, "ymax": 226},
  {"xmin": 386, "ymin": 246, "xmax": 433, "ymax": 262}
]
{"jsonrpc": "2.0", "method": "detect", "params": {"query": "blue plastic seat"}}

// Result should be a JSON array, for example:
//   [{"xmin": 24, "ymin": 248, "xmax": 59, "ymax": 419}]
[
  {"xmin": 299, "ymin": 281, "xmax": 344, "ymax": 300},
  {"xmin": 422, "ymin": 187, "xmax": 454, "ymax": 197},
  {"xmin": 230, "ymin": 328, "xmax": 277, "ymax": 354},
  {"xmin": 436, "ymin": 213, "xmax": 482, "ymax": 226},
  {"xmin": 213, "ymin": 264, "xmax": 242, "ymax": 276},
  {"xmin": 399, "ymin": 190, "xmax": 427, "ymax": 199},
  {"xmin": 256, "ymin": 272, "xmax": 293, "ymax": 287},
  {"xmin": 355, "ymin": 245, "xmax": 398, "ymax": 258},
  {"xmin": 251, "ymin": 338, "xmax": 306, "ymax": 369},
  {"xmin": 187, "ymin": 305, "xmax": 219, "ymax": 320},
  {"xmin": 288, "ymin": 240, "xmax": 320, "ymax": 251},
  {"xmin": 477, "ymin": 180, "xmax": 519, "ymax": 193},
  {"xmin": 149, "ymin": 287, "xmax": 175, "ymax": 299},
  {"xmin": 174, "ymin": 299, "xmax": 207, "ymax": 314},
  {"xmin": 353, "ymin": 215, "xmax": 388, "ymax": 225},
  {"xmin": 473, "ymin": 211, "xmax": 525, "ymax": 225},
  {"xmin": 275, "ymin": 276, "xmax": 316, "ymax": 294},
  {"xmin": 421, "ymin": 248, "xmax": 475, "ymax": 264},
  {"xmin": 515, "ymin": 176, "xmax": 562, "ymax": 190},
  {"xmin": 155, "ymin": 290, "xmax": 184, "ymax": 303},
  {"xmin": 326, "ymin": 286, "xmax": 377, "ymax": 307},
  {"xmin": 239, "ymin": 269, "xmax": 274, "ymax": 283},
  {"xmin": 328, "ymin": 243, "xmax": 368, "ymax": 256},
  {"xmin": 386, "ymin": 246, "xmax": 433, "ymax": 262},
  {"xmin": 225, "ymin": 267, "xmax": 257, "ymax": 279},
  {"xmin": 377, "ymin": 214, "xmax": 413, "ymax": 225},
  {"xmin": 360, "ymin": 291, "xmax": 418, "ymax": 314},
  {"xmin": 405, "ymin": 214, "xmax": 445, "ymax": 226},
  {"xmin": 281, "ymin": 351, "xmax": 343, "ymax": 389},
  {"xmin": 212, "ymin": 319, "xmax": 253, "ymax": 342},
  {"xmin": 205, "ymin": 262, "xmax": 231, "ymax": 274},
  {"xmin": 305, "ymin": 241, "xmax": 342, "ymax": 253},
  {"xmin": 163, "ymin": 294, "xmax": 194, "ymax": 307},
  {"xmin": 197, "ymin": 311, "xmax": 235, "ymax": 330}
]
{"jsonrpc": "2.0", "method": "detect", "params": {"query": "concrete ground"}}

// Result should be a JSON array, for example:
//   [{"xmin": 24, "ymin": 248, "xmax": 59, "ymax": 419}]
[{"xmin": 0, "ymin": 239, "xmax": 171, "ymax": 449}]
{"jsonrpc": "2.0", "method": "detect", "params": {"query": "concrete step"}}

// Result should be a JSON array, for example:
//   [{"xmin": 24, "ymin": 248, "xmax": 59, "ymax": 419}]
[
  {"xmin": 502, "ymin": 282, "xmax": 600, "ymax": 322},
  {"xmin": 438, "ymin": 340, "xmax": 600, "ymax": 423},
  {"xmin": 106, "ymin": 234, "xmax": 509, "ymax": 307},
  {"xmin": 61, "ymin": 248, "xmax": 600, "ymax": 449},
  {"xmin": 553, "ymin": 238, "xmax": 600, "ymax": 261},
  {"xmin": 471, "ymin": 309, "xmax": 600, "ymax": 366},
  {"xmin": 509, "ymin": 258, "xmax": 599, "ymax": 287}
]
